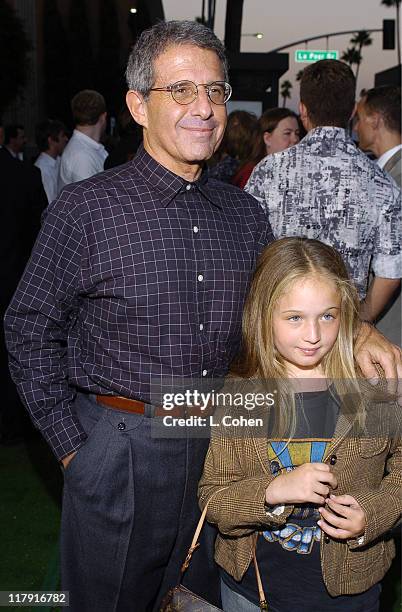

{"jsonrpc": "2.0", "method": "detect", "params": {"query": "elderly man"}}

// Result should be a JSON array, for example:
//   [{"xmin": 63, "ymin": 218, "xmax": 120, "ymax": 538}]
[
  {"xmin": 4, "ymin": 21, "xmax": 402, "ymax": 612},
  {"xmin": 5, "ymin": 21, "xmax": 272, "ymax": 612}
]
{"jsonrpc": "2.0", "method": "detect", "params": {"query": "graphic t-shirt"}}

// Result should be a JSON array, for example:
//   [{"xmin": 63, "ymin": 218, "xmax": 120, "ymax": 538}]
[{"xmin": 221, "ymin": 389, "xmax": 380, "ymax": 611}]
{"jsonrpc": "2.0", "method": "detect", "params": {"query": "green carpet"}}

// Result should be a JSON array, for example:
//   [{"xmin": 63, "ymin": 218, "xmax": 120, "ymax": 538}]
[
  {"xmin": 0, "ymin": 437, "xmax": 62, "ymax": 611},
  {"xmin": 0, "ymin": 436, "xmax": 400, "ymax": 611}
]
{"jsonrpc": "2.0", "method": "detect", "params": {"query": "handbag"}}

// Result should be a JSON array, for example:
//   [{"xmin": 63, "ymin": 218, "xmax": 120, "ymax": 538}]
[{"xmin": 160, "ymin": 490, "xmax": 268, "ymax": 611}]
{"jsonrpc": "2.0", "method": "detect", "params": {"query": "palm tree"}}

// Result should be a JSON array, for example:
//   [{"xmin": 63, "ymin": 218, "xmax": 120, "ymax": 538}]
[
  {"xmin": 341, "ymin": 47, "xmax": 362, "ymax": 75},
  {"xmin": 280, "ymin": 80, "xmax": 292, "ymax": 107},
  {"xmin": 350, "ymin": 30, "xmax": 373, "ymax": 84},
  {"xmin": 296, "ymin": 69, "xmax": 304, "ymax": 82},
  {"xmin": 381, "ymin": 0, "xmax": 401, "ymax": 64}
]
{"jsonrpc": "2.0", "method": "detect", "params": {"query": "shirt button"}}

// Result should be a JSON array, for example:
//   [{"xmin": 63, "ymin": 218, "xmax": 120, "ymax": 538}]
[
  {"xmin": 186, "ymin": 184, "xmax": 191, "ymax": 191},
  {"xmin": 324, "ymin": 535, "xmax": 330, "ymax": 544},
  {"xmin": 202, "ymin": 369, "xmax": 208, "ymax": 377},
  {"xmin": 117, "ymin": 422, "xmax": 126, "ymax": 431},
  {"xmin": 197, "ymin": 274, "xmax": 204, "ymax": 282},
  {"xmin": 193, "ymin": 226, "xmax": 199, "ymax": 233},
  {"xmin": 329, "ymin": 454, "xmax": 337, "ymax": 465},
  {"xmin": 199, "ymin": 323, "xmax": 204, "ymax": 331},
  {"xmin": 306, "ymin": 224, "xmax": 311, "ymax": 229}
]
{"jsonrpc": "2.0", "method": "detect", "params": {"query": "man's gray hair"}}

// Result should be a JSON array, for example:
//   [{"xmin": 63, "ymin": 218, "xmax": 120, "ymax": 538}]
[{"xmin": 126, "ymin": 20, "xmax": 229, "ymax": 97}]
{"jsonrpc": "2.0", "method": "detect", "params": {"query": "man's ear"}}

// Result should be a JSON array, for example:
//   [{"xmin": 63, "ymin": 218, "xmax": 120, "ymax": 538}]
[
  {"xmin": 126, "ymin": 90, "xmax": 148, "ymax": 128},
  {"xmin": 299, "ymin": 102, "xmax": 309, "ymax": 130},
  {"xmin": 368, "ymin": 111, "xmax": 381, "ymax": 130}
]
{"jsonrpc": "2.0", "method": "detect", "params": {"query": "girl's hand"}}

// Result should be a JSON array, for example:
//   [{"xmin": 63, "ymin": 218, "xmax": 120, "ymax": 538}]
[
  {"xmin": 317, "ymin": 494, "xmax": 366, "ymax": 540},
  {"xmin": 265, "ymin": 462, "xmax": 338, "ymax": 506}
]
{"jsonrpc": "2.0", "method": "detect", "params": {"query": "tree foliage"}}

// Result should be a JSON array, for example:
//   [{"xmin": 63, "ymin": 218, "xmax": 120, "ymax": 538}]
[
  {"xmin": 0, "ymin": 0, "xmax": 31, "ymax": 119},
  {"xmin": 280, "ymin": 80, "xmax": 292, "ymax": 107}
]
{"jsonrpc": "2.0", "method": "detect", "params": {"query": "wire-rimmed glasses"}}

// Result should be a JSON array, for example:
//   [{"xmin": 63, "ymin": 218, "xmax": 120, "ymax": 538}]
[{"xmin": 149, "ymin": 80, "xmax": 232, "ymax": 105}]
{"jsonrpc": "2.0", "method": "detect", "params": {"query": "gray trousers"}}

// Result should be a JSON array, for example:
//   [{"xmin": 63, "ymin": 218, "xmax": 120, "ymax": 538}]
[{"xmin": 61, "ymin": 393, "xmax": 219, "ymax": 612}]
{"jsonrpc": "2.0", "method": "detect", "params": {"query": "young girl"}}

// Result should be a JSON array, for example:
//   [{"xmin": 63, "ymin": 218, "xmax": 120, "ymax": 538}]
[{"xmin": 198, "ymin": 237, "xmax": 401, "ymax": 612}]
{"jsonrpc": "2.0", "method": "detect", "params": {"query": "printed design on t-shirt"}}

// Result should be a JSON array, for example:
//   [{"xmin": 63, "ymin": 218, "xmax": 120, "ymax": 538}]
[{"xmin": 262, "ymin": 439, "xmax": 331, "ymax": 554}]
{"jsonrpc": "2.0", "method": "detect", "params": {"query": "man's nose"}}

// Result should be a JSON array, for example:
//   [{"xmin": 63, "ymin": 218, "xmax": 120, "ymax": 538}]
[{"xmin": 190, "ymin": 87, "xmax": 213, "ymax": 119}]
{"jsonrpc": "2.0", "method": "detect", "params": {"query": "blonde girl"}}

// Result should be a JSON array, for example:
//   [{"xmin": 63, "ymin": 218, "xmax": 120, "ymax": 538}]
[{"xmin": 199, "ymin": 237, "xmax": 401, "ymax": 612}]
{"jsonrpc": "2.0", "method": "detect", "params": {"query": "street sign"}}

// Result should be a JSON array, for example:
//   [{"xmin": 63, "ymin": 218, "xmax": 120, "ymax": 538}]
[{"xmin": 295, "ymin": 50, "xmax": 339, "ymax": 63}]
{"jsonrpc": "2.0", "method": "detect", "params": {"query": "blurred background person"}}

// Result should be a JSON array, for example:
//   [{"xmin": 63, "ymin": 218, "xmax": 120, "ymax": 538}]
[
  {"xmin": 355, "ymin": 86, "xmax": 401, "ymax": 186},
  {"xmin": 58, "ymin": 89, "xmax": 108, "ymax": 190},
  {"xmin": 355, "ymin": 85, "xmax": 401, "ymax": 344},
  {"xmin": 233, "ymin": 107, "xmax": 302, "ymax": 188},
  {"xmin": 2, "ymin": 124, "xmax": 26, "ymax": 160},
  {"xmin": 208, "ymin": 110, "xmax": 258, "ymax": 183},
  {"xmin": 34, "ymin": 119, "xmax": 68, "ymax": 203},
  {"xmin": 0, "ymin": 140, "xmax": 47, "ymax": 445},
  {"xmin": 104, "ymin": 107, "xmax": 142, "ymax": 169}
]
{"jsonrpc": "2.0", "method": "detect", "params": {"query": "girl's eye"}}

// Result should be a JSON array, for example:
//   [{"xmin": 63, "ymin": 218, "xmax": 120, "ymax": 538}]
[
  {"xmin": 288, "ymin": 315, "xmax": 301, "ymax": 322},
  {"xmin": 322, "ymin": 313, "xmax": 335, "ymax": 321}
]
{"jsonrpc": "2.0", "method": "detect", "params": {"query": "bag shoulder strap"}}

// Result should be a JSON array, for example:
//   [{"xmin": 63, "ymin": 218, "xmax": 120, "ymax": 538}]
[
  {"xmin": 180, "ymin": 490, "xmax": 268, "ymax": 610},
  {"xmin": 180, "ymin": 487, "xmax": 226, "ymax": 573},
  {"xmin": 253, "ymin": 538, "xmax": 268, "ymax": 611}
]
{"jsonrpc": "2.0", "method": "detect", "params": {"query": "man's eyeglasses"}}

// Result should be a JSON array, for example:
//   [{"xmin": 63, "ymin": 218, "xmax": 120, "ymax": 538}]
[{"xmin": 149, "ymin": 80, "xmax": 232, "ymax": 105}]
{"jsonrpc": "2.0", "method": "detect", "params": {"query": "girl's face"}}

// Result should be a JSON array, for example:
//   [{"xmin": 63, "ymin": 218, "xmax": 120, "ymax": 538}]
[
  {"xmin": 272, "ymin": 275, "xmax": 341, "ymax": 377},
  {"xmin": 263, "ymin": 116, "xmax": 300, "ymax": 154}
]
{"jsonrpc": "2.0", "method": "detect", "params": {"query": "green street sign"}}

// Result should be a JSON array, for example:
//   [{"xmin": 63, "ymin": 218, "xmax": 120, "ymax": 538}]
[{"xmin": 295, "ymin": 50, "xmax": 339, "ymax": 63}]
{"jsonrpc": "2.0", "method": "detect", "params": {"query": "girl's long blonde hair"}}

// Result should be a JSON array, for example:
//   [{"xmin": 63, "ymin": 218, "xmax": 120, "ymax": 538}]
[{"xmin": 232, "ymin": 237, "xmax": 363, "ymax": 437}]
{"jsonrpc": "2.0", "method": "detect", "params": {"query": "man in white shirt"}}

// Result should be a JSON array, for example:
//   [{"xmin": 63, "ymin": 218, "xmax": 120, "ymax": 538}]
[
  {"xmin": 34, "ymin": 120, "xmax": 68, "ymax": 203},
  {"xmin": 59, "ymin": 90, "xmax": 108, "ymax": 191},
  {"xmin": 355, "ymin": 85, "xmax": 401, "ymax": 344}
]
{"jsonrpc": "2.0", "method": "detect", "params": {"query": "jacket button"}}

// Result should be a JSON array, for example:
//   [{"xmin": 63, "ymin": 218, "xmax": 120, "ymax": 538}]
[
  {"xmin": 329, "ymin": 454, "xmax": 337, "ymax": 465},
  {"xmin": 324, "ymin": 535, "xmax": 330, "ymax": 544},
  {"xmin": 117, "ymin": 422, "xmax": 126, "ymax": 431}
]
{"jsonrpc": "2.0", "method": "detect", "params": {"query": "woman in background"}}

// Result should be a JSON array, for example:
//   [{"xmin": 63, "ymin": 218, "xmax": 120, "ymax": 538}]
[{"xmin": 233, "ymin": 108, "xmax": 302, "ymax": 189}]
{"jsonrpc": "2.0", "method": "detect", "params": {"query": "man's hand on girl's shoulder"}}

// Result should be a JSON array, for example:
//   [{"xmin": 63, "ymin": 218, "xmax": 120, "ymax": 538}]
[{"xmin": 355, "ymin": 322, "xmax": 402, "ymax": 402}]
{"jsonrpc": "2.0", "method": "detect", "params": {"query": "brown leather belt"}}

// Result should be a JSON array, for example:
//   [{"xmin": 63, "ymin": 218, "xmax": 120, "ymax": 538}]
[{"xmin": 96, "ymin": 394, "xmax": 212, "ymax": 418}]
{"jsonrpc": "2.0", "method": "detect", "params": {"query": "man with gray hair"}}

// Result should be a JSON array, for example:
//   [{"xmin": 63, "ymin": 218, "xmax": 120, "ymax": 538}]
[
  {"xmin": 4, "ymin": 20, "xmax": 273, "ymax": 611},
  {"xmin": 5, "ymin": 20, "xmax": 402, "ymax": 612}
]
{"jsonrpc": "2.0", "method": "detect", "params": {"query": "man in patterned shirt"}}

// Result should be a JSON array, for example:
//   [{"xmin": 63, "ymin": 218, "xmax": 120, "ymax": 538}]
[{"xmin": 246, "ymin": 60, "xmax": 401, "ymax": 323}]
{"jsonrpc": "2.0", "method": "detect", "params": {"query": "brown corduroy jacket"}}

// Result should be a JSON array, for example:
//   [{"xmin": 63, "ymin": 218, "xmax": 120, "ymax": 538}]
[{"xmin": 198, "ymin": 386, "xmax": 401, "ymax": 597}]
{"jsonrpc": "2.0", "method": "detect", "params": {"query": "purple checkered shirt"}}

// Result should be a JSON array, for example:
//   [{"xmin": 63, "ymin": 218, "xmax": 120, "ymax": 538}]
[{"xmin": 4, "ymin": 146, "xmax": 273, "ymax": 460}]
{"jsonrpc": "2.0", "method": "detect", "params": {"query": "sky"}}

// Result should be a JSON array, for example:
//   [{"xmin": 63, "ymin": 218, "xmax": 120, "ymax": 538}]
[{"xmin": 163, "ymin": 0, "xmax": 400, "ymax": 111}]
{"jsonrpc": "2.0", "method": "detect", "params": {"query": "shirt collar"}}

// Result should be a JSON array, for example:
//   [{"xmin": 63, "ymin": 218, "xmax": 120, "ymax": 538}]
[
  {"xmin": 304, "ymin": 126, "xmax": 349, "ymax": 143},
  {"xmin": 73, "ymin": 129, "xmax": 106, "ymax": 151},
  {"xmin": 377, "ymin": 144, "xmax": 402, "ymax": 169},
  {"xmin": 39, "ymin": 152, "xmax": 58, "ymax": 167},
  {"xmin": 132, "ymin": 144, "xmax": 222, "ymax": 209}
]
